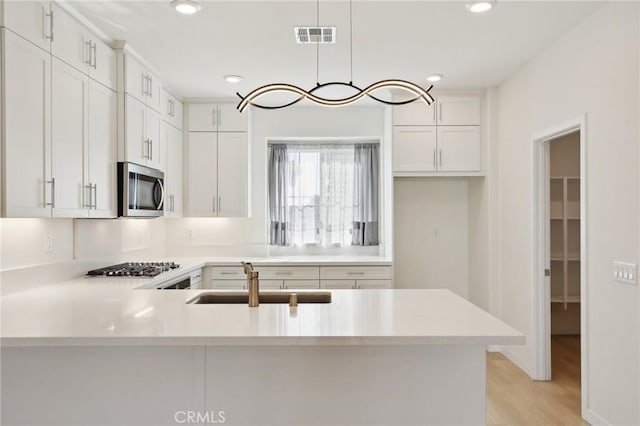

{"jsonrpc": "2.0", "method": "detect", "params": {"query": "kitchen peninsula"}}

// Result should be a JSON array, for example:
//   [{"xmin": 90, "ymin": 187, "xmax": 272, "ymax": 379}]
[{"xmin": 1, "ymin": 261, "xmax": 524, "ymax": 426}]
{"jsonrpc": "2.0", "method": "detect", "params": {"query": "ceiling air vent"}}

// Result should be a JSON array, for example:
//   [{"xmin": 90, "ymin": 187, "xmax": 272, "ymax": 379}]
[{"xmin": 294, "ymin": 26, "xmax": 336, "ymax": 44}]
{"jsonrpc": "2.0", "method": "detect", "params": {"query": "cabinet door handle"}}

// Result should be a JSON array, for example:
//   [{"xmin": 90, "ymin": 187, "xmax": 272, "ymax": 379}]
[
  {"xmin": 433, "ymin": 103, "xmax": 436, "ymax": 123},
  {"xmin": 150, "ymin": 139, "xmax": 153, "ymax": 161},
  {"xmin": 45, "ymin": 178, "xmax": 55, "ymax": 207},
  {"xmin": 148, "ymin": 76, "xmax": 153, "ymax": 97},
  {"xmin": 217, "ymin": 108, "xmax": 221, "ymax": 128},
  {"xmin": 439, "ymin": 149, "xmax": 442, "ymax": 167},
  {"xmin": 85, "ymin": 41, "xmax": 92, "ymax": 65},
  {"xmin": 92, "ymin": 184, "xmax": 98, "ymax": 209},
  {"xmin": 439, "ymin": 104, "xmax": 443, "ymax": 123},
  {"xmin": 433, "ymin": 149, "xmax": 436, "ymax": 169},
  {"xmin": 91, "ymin": 42, "xmax": 97, "ymax": 69},
  {"xmin": 85, "ymin": 184, "xmax": 92, "ymax": 208},
  {"xmin": 45, "ymin": 10, "xmax": 54, "ymax": 41},
  {"xmin": 212, "ymin": 196, "xmax": 216, "ymax": 214},
  {"xmin": 212, "ymin": 108, "xmax": 216, "ymax": 127},
  {"xmin": 218, "ymin": 196, "xmax": 221, "ymax": 213}
]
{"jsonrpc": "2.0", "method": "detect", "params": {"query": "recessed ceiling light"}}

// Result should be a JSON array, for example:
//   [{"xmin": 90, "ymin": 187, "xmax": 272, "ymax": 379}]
[
  {"xmin": 223, "ymin": 75, "xmax": 243, "ymax": 84},
  {"xmin": 466, "ymin": 0, "xmax": 495, "ymax": 13},
  {"xmin": 170, "ymin": 0, "xmax": 202, "ymax": 15},
  {"xmin": 427, "ymin": 74, "xmax": 443, "ymax": 83}
]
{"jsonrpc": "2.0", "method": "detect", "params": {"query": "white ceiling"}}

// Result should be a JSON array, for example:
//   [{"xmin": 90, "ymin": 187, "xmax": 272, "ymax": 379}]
[{"xmin": 69, "ymin": 1, "xmax": 604, "ymax": 100}]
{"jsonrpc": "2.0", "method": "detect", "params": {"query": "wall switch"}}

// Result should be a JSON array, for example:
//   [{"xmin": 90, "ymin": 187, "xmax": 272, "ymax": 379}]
[
  {"xmin": 613, "ymin": 261, "xmax": 636, "ymax": 285},
  {"xmin": 45, "ymin": 235, "xmax": 53, "ymax": 253}
]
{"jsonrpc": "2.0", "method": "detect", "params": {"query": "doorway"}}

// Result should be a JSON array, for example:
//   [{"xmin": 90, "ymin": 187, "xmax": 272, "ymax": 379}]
[{"xmin": 532, "ymin": 116, "xmax": 587, "ymax": 419}]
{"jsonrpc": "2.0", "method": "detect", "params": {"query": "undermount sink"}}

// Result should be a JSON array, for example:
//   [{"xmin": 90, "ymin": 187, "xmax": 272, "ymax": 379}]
[{"xmin": 186, "ymin": 291, "xmax": 332, "ymax": 305}]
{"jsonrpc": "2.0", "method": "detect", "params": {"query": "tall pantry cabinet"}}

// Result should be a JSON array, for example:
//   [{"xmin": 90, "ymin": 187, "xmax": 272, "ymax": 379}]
[{"xmin": 1, "ymin": 2, "xmax": 118, "ymax": 218}]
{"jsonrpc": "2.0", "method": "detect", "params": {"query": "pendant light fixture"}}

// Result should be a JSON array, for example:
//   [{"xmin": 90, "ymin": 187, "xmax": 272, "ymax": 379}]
[{"xmin": 236, "ymin": 0, "xmax": 434, "ymax": 112}]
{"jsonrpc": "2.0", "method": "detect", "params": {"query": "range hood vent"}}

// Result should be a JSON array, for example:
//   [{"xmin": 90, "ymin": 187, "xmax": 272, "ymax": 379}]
[{"xmin": 294, "ymin": 26, "xmax": 336, "ymax": 44}]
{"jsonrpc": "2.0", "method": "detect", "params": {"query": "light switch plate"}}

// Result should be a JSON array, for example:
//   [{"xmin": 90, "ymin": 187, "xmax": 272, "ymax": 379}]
[{"xmin": 613, "ymin": 261, "xmax": 636, "ymax": 285}]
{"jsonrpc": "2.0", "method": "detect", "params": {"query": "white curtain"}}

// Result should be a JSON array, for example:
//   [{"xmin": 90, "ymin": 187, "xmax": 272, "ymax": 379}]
[{"xmin": 268, "ymin": 144, "xmax": 356, "ymax": 247}]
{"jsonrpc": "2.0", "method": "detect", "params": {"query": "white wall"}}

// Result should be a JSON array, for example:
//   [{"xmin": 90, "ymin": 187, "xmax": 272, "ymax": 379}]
[
  {"xmin": 74, "ymin": 218, "xmax": 167, "ymax": 262},
  {"xmin": 0, "ymin": 219, "xmax": 74, "ymax": 270},
  {"xmin": 166, "ymin": 104, "xmax": 388, "ymax": 257},
  {"xmin": 495, "ymin": 3, "xmax": 639, "ymax": 424},
  {"xmin": 393, "ymin": 178, "xmax": 469, "ymax": 297}
]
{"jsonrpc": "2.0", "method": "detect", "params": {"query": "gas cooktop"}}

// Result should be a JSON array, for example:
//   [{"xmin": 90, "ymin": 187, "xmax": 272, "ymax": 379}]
[{"xmin": 86, "ymin": 262, "xmax": 180, "ymax": 278}]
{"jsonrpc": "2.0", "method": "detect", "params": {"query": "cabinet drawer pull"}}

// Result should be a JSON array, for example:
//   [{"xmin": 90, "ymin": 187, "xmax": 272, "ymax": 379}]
[
  {"xmin": 347, "ymin": 272, "xmax": 365, "ymax": 275},
  {"xmin": 275, "ymin": 272, "xmax": 293, "ymax": 275},
  {"xmin": 220, "ymin": 272, "xmax": 239, "ymax": 275},
  {"xmin": 91, "ymin": 42, "xmax": 97, "ymax": 69}
]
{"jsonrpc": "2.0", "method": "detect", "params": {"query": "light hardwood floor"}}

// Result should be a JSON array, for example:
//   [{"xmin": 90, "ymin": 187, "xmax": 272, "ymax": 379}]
[{"xmin": 487, "ymin": 335, "xmax": 586, "ymax": 425}]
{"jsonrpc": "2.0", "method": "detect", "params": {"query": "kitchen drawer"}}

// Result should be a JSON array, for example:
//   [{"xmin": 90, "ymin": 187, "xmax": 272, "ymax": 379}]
[
  {"xmin": 210, "ymin": 280, "xmax": 246, "ymax": 290},
  {"xmin": 357, "ymin": 280, "xmax": 393, "ymax": 289},
  {"xmin": 320, "ymin": 280, "xmax": 356, "ymax": 289},
  {"xmin": 283, "ymin": 280, "xmax": 320, "ymax": 290},
  {"xmin": 319, "ymin": 266, "xmax": 392, "ymax": 280},
  {"xmin": 259, "ymin": 280, "xmax": 283, "ymax": 290},
  {"xmin": 210, "ymin": 266, "xmax": 245, "ymax": 280},
  {"xmin": 255, "ymin": 266, "xmax": 319, "ymax": 280}
]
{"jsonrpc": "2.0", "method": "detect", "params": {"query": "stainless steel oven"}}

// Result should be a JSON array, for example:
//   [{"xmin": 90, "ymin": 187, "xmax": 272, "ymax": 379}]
[{"xmin": 118, "ymin": 162, "xmax": 165, "ymax": 217}]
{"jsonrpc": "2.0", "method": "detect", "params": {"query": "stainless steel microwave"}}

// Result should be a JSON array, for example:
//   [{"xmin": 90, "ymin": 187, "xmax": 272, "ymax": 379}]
[{"xmin": 118, "ymin": 162, "xmax": 164, "ymax": 217}]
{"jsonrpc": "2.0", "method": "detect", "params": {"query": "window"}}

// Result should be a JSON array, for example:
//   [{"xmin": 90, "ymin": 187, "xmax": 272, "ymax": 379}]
[{"xmin": 268, "ymin": 142, "xmax": 379, "ymax": 248}]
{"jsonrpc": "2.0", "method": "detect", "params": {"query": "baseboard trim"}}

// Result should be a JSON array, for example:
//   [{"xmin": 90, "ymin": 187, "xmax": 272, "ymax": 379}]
[
  {"xmin": 499, "ymin": 346, "xmax": 534, "ymax": 378},
  {"xmin": 583, "ymin": 408, "xmax": 610, "ymax": 425}
]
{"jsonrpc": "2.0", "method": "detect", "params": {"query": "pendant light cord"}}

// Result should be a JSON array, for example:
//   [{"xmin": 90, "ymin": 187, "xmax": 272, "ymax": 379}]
[
  {"xmin": 316, "ymin": 0, "xmax": 320, "ymax": 85},
  {"xmin": 349, "ymin": 0, "xmax": 353, "ymax": 84}
]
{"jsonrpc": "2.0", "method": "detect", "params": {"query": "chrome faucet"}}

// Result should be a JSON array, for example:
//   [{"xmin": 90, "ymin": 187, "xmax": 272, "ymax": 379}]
[{"xmin": 242, "ymin": 262, "xmax": 259, "ymax": 307}]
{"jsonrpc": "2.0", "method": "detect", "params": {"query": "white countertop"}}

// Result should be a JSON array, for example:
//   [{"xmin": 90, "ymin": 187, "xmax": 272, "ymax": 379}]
[{"xmin": 1, "ymin": 282, "xmax": 524, "ymax": 347}]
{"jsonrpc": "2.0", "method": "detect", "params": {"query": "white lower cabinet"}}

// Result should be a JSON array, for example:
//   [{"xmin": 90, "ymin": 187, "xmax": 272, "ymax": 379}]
[
  {"xmin": 210, "ymin": 265, "xmax": 392, "ymax": 290},
  {"xmin": 320, "ymin": 280, "xmax": 356, "ymax": 289}
]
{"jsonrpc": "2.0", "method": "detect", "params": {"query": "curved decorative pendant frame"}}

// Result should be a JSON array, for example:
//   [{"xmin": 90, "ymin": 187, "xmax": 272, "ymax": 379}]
[{"xmin": 236, "ymin": 80, "xmax": 434, "ymax": 112}]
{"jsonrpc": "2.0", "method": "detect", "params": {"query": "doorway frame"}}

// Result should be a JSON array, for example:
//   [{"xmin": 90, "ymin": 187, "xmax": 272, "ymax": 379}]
[{"xmin": 531, "ymin": 115, "xmax": 587, "ymax": 413}]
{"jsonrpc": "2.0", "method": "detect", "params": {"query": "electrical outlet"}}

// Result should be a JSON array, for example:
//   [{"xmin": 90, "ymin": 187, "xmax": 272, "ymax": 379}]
[
  {"xmin": 613, "ymin": 261, "xmax": 636, "ymax": 285},
  {"xmin": 45, "ymin": 235, "xmax": 53, "ymax": 253},
  {"xmin": 187, "ymin": 229, "xmax": 193, "ymax": 239}
]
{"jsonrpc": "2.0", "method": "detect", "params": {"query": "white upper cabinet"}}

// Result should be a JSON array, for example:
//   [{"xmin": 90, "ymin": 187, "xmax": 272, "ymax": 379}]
[
  {"xmin": 436, "ymin": 96, "xmax": 480, "ymax": 126},
  {"xmin": 1, "ymin": 1, "xmax": 52, "ymax": 52},
  {"xmin": 393, "ymin": 126, "xmax": 437, "ymax": 173},
  {"xmin": 392, "ymin": 95, "xmax": 482, "ymax": 175},
  {"xmin": 188, "ymin": 103, "xmax": 246, "ymax": 132},
  {"xmin": 160, "ymin": 88, "xmax": 183, "ymax": 130},
  {"xmin": 125, "ymin": 55, "xmax": 161, "ymax": 111},
  {"xmin": 393, "ymin": 102, "xmax": 436, "ymax": 126},
  {"xmin": 217, "ymin": 132, "xmax": 248, "ymax": 217},
  {"xmin": 163, "ymin": 122, "xmax": 183, "ymax": 217},
  {"xmin": 186, "ymin": 132, "xmax": 218, "ymax": 217},
  {"xmin": 87, "ymin": 80, "xmax": 117, "ymax": 218},
  {"xmin": 216, "ymin": 104, "xmax": 246, "ymax": 132},
  {"xmin": 51, "ymin": 57, "xmax": 88, "ymax": 218},
  {"xmin": 437, "ymin": 127, "xmax": 481, "ymax": 172},
  {"xmin": 185, "ymin": 131, "xmax": 248, "ymax": 218},
  {"xmin": 2, "ymin": 29, "xmax": 51, "ymax": 217},
  {"xmin": 125, "ymin": 94, "xmax": 163, "ymax": 170},
  {"xmin": 48, "ymin": 4, "xmax": 117, "ymax": 90}
]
